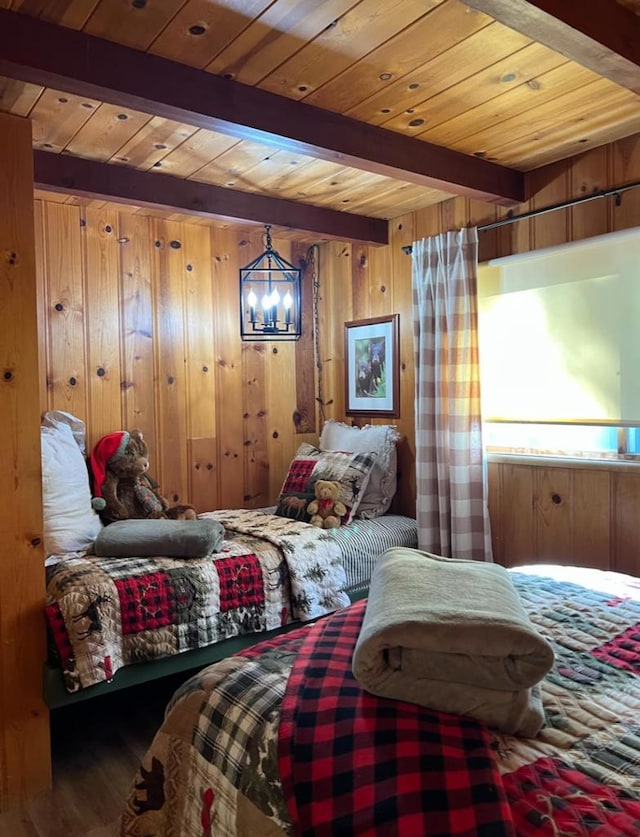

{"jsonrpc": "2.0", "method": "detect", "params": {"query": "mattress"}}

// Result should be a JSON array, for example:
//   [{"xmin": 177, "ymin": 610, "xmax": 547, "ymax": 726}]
[{"xmin": 332, "ymin": 513, "xmax": 419, "ymax": 593}]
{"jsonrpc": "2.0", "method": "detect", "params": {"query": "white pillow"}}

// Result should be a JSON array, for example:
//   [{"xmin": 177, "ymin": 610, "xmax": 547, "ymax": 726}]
[
  {"xmin": 41, "ymin": 414, "xmax": 103, "ymax": 557},
  {"xmin": 319, "ymin": 420, "xmax": 400, "ymax": 519}
]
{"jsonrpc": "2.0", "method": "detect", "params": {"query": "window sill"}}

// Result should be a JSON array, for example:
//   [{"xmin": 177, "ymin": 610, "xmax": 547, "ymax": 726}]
[{"xmin": 487, "ymin": 452, "xmax": 640, "ymax": 472}]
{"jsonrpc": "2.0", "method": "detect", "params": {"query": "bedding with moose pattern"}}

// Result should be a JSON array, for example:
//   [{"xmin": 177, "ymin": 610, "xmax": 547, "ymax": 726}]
[
  {"xmin": 120, "ymin": 564, "xmax": 640, "ymax": 836},
  {"xmin": 45, "ymin": 509, "xmax": 349, "ymax": 694}
]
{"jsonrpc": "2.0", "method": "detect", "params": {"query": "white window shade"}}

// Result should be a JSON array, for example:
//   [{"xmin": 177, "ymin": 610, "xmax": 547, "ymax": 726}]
[{"xmin": 478, "ymin": 227, "xmax": 640, "ymax": 424}]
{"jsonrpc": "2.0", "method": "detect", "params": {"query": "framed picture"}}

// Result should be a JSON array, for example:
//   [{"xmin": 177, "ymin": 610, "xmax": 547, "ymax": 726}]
[{"xmin": 345, "ymin": 314, "xmax": 400, "ymax": 417}]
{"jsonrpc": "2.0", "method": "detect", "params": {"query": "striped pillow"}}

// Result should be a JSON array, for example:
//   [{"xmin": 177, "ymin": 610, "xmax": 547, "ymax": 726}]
[{"xmin": 275, "ymin": 443, "xmax": 378, "ymax": 525}]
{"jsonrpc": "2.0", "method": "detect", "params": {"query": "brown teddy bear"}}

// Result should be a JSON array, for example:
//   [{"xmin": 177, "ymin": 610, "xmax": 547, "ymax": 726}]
[
  {"xmin": 90, "ymin": 429, "xmax": 197, "ymax": 524},
  {"xmin": 306, "ymin": 479, "xmax": 347, "ymax": 529}
]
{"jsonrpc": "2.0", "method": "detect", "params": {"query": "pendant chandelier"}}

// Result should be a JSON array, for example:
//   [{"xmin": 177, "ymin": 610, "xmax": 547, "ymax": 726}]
[{"xmin": 239, "ymin": 225, "xmax": 302, "ymax": 341}]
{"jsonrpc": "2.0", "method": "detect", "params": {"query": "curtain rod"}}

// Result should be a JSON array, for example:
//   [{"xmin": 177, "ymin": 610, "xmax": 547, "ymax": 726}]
[{"xmin": 401, "ymin": 179, "xmax": 640, "ymax": 255}]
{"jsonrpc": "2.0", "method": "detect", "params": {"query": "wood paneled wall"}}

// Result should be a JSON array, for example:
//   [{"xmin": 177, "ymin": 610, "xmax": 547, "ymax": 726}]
[
  {"xmin": 35, "ymin": 205, "xmax": 317, "ymax": 512},
  {"xmin": 0, "ymin": 113, "xmax": 50, "ymax": 809},
  {"xmin": 317, "ymin": 130, "xmax": 640, "ymax": 548},
  {"xmin": 488, "ymin": 457, "xmax": 640, "ymax": 576},
  {"xmin": 316, "ymin": 222, "xmax": 417, "ymax": 517}
]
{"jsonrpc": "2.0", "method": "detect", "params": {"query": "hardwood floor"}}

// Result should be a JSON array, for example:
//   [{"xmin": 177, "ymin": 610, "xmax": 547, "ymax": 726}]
[{"xmin": 0, "ymin": 671, "xmax": 189, "ymax": 836}]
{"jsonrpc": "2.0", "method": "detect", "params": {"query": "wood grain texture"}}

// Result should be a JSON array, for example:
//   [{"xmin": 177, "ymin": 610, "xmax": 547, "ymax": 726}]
[
  {"xmin": 489, "ymin": 459, "xmax": 623, "ymax": 572},
  {"xmin": 243, "ymin": 340, "xmax": 270, "ymax": 507},
  {"xmin": 0, "ymin": 111, "xmax": 51, "ymax": 810},
  {"xmin": 612, "ymin": 471, "xmax": 640, "ymax": 576},
  {"xmin": 0, "ymin": 672, "xmax": 184, "ymax": 835},
  {"xmin": 84, "ymin": 206, "xmax": 123, "ymax": 440},
  {"xmin": 118, "ymin": 214, "xmax": 156, "ymax": 456},
  {"xmin": 42, "ymin": 202, "xmax": 88, "ymax": 420},
  {"xmin": 3, "ymin": 0, "xmax": 640, "ymax": 225},
  {"xmin": 292, "ymin": 241, "xmax": 316, "ymax": 436},
  {"xmin": 212, "ymin": 229, "xmax": 248, "ymax": 509},
  {"xmin": 152, "ymin": 220, "xmax": 190, "ymax": 505}
]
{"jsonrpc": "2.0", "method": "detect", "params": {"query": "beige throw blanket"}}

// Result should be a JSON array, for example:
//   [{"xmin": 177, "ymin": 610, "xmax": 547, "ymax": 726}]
[{"xmin": 352, "ymin": 548, "xmax": 554, "ymax": 737}]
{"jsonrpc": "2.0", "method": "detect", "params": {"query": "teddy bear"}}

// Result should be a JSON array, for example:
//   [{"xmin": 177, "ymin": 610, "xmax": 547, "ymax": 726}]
[
  {"xmin": 89, "ymin": 429, "xmax": 197, "ymax": 524},
  {"xmin": 306, "ymin": 479, "xmax": 347, "ymax": 529}
]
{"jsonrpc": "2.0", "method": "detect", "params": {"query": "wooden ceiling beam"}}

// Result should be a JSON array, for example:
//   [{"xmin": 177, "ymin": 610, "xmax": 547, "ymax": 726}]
[
  {"xmin": 32, "ymin": 150, "xmax": 389, "ymax": 245},
  {"xmin": 465, "ymin": 0, "xmax": 640, "ymax": 94},
  {"xmin": 0, "ymin": 8, "xmax": 524, "ymax": 206}
]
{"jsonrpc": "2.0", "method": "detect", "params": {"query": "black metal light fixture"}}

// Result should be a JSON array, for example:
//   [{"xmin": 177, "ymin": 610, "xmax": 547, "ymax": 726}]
[{"xmin": 240, "ymin": 225, "xmax": 302, "ymax": 341}]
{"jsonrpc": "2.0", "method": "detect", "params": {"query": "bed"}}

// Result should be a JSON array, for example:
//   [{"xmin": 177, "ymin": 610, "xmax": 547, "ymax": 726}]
[
  {"xmin": 120, "ymin": 562, "xmax": 640, "ymax": 836},
  {"xmin": 42, "ymin": 414, "xmax": 417, "ymax": 707}
]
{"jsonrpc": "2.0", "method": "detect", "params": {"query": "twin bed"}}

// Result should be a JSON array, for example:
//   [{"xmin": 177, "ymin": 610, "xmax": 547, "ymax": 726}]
[
  {"xmin": 120, "ymin": 561, "xmax": 640, "ymax": 836},
  {"xmin": 44, "ymin": 509, "xmax": 418, "ymax": 704},
  {"xmin": 42, "ymin": 414, "xmax": 416, "ymax": 706}
]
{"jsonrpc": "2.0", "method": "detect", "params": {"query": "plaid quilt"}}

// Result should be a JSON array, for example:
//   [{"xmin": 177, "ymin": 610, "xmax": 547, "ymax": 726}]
[
  {"xmin": 46, "ymin": 509, "xmax": 349, "ymax": 693},
  {"xmin": 493, "ymin": 565, "xmax": 640, "ymax": 835},
  {"xmin": 120, "ymin": 565, "xmax": 640, "ymax": 837},
  {"xmin": 278, "ymin": 599, "xmax": 515, "ymax": 836}
]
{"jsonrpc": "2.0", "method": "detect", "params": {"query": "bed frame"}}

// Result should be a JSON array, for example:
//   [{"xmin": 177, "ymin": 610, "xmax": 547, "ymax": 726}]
[{"xmin": 44, "ymin": 587, "xmax": 368, "ymax": 710}]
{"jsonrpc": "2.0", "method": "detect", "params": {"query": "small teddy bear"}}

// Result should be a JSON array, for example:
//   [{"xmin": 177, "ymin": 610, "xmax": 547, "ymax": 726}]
[
  {"xmin": 90, "ymin": 429, "xmax": 197, "ymax": 524},
  {"xmin": 306, "ymin": 479, "xmax": 347, "ymax": 529}
]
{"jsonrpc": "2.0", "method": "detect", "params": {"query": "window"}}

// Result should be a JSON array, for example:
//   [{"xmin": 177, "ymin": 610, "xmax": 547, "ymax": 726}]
[
  {"xmin": 483, "ymin": 422, "xmax": 640, "ymax": 460},
  {"xmin": 478, "ymin": 227, "xmax": 640, "ymax": 460}
]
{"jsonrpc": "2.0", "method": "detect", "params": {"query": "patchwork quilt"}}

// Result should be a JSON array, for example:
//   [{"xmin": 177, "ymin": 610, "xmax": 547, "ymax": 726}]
[
  {"xmin": 120, "ymin": 564, "xmax": 640, "ymax": 836},
  {"xmin": 46, "ymin": 509, "xmax": 349, "ymax": 693}
]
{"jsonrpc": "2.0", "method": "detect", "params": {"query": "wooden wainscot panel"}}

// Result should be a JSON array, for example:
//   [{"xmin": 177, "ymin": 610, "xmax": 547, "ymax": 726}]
[
  {"xmin": 535, "ymin": 467, "xmax": 573, "ymax": 564},
  {"xmin": 41, "ymin": 201, "xmax": 88, "ymax": 422},
  {"xmin": 152, "ymin": 219, "xmax": 190, "ymax": 506},
  {"xmin": 612, "ymin": 469, "xmax": 640, "ymax": 577},
  {"xmin": 212, "ymin": 229, "xmax": 245, "ymax": 509},
  {"xmin": 489, "ymin": 458, "xmax": 615, "ymax": 572},
  {"xmin": 487, "ymin": 461, "xmax": 503, "ymax": 565},
  {"xmin": 83, "ymin": 206, "xmax": 123, "ymax": 440},
  {"xmin": 188, "ymin": 436, "xmax": 218, "ymax": 513},
  {"xmin": 488, "ymin": 462, "xmax": 535, "ymax": 567},
  {"xmin": 569, "ymin": 468, "xmax": 611, "ymax": 570},
  {"xmin": 118, "ymin": 213, "xmax": 157, "ymax": 458},
  {"xmin": 317, "ymin": 240, "xmax": 352, "ymax": 423},
  {"xmin": 33, "ymin": 201, "xmax": 49, "ymax": 414},
  {"xmin": 182, "ymin": 223, "xmax": 217, "ymax": 511},
  {"xmin": 243, "ymin": 340, "xmax": 270, "ymax": 508}
]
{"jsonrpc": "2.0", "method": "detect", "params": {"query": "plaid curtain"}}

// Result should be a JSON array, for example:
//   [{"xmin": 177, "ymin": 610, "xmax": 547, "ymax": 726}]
[{"xmin": 411, "ymin": 227, "xmax": 492, "ymax": 561}]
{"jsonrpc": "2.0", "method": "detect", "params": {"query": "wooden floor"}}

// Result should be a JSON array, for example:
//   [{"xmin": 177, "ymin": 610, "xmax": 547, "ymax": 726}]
[{"xmin": 0, "ymin": 671, "xmax": 189, "ymax": 836}]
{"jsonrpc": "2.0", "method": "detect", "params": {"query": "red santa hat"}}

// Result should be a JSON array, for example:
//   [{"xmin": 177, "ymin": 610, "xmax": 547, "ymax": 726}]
[{"xmin": 90, "ymin": 431, "xmax": 130, "ymax": 509}]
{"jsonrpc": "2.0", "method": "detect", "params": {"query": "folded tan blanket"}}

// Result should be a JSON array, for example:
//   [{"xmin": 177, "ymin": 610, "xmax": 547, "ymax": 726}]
[{"xmin": 352, "ymin": 547, "xmax": 554, "ymax": 737}]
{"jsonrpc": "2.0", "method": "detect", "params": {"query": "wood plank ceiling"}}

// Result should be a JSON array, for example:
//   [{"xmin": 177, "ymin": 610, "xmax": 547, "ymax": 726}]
[{"xmin": 1, "ymin": 0, "xmax": 640, "ymax": 242}]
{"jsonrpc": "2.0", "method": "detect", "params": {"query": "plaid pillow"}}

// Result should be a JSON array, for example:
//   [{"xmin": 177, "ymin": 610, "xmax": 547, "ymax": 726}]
[{"xmin": 275, "ymin": 443, "xmax": 378, "ymax": 525}]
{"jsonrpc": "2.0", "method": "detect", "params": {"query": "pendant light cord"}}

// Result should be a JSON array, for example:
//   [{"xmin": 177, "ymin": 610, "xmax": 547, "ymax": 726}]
[{"xmin": 307, "ymin": 243, "xmax": 327, "ymax": 427}]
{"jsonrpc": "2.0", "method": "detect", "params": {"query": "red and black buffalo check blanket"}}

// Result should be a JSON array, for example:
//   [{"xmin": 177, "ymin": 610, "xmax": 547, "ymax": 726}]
[
  {"xmin": 278, "ymin": 598, "xmax": 515, "ymax": 836},
  {"xmin": 121, "ymin": 564, "xmax": 640, "ymax": 837},
  {"xmin": 46, "ymin": 509, "xmax": 349, "ymax": 693}
]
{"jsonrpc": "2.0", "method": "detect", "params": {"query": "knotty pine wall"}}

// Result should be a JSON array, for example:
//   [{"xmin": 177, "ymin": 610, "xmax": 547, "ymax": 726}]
[
  {"xmin": 34, "ymin": 204, "xmax": 319, "ymax": 513},
  {"xmin": 317, "ymin": 130, "xmax": 640, "ymax": 574},
  {"xmin": 488, "ymin": 457, "xmax": 640, "ymax": 577}
]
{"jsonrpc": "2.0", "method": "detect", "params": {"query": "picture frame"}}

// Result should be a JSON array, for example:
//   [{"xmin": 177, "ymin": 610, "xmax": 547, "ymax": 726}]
[{"xmin": 345, "ymin": 314, "xmax": 400, "ymax": 418}]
